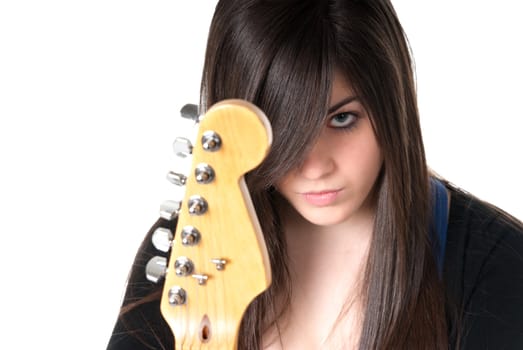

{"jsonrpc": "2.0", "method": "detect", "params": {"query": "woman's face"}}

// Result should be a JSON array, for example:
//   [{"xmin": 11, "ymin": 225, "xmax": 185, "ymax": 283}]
[{"xmin": 276, "ymin": 73, "xmax": 383, "ymax": 226}]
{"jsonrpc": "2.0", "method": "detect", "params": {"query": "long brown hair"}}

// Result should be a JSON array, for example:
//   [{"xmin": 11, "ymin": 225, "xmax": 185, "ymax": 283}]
[
  {"xmin": 117, "ymin": 1, "xmax": 449, "ymax": 349},
  {"xmin": 201, "ymin": 0, "xmax": 448, "ymax": 349}
]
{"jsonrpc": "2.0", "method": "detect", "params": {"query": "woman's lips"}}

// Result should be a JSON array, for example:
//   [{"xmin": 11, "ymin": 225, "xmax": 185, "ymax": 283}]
[{"xmin": 302, "ymin": 189, "xmax": 341, "ymax": 206}]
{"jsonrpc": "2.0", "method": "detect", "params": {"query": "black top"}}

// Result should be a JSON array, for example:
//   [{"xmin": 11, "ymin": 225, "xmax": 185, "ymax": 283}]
[
  {"xmin": 444, "ymin": 187, "xmax": 523, "ymax": 348},
  {"xmin": 107, "ymin": 187, "xmax": 523, "ymax": 349}
]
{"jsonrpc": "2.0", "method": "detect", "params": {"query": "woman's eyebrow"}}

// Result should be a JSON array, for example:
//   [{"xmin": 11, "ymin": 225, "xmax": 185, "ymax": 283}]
[{"xmin": 328, "ymin": 96, "xmax": 359, "ymax": 114}]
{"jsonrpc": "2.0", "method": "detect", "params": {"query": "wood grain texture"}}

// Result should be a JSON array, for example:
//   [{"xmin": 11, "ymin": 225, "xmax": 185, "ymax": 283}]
[{"xmin": 161, "ymin": 99, "xmax": 273, "ymax": 349}]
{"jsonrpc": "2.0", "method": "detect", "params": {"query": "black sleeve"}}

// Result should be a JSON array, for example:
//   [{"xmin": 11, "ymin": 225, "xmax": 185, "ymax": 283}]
[
  {"xmin": 459, "ymin": 223, "xmax": 523, "ymax": 349},
  {"xmin": 106, "ymin": 218, "xmax": 176, "ymax": 350}
]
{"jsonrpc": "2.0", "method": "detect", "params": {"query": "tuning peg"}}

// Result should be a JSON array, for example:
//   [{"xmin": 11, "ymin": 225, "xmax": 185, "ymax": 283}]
[
  {"xmin": 181, "ymin": 226, "xmax": 201, "ymax": 246},
  {"xmin": 166, "ymin": 171, "xmax": 187, "ymax": 186},
  {"xmin": 180, "ymin": 103, "xmax": 199, "ymax": 122},
  {"xmin": 145, "ymin": 256, "xmax": 167, "ymax": 283},
  {"xmin": 168, "ymin": 286, "xmax": 187, "ymax": 305},
  {"xmin": 152, "ymin": 227, "xmax": 173, "ymax": 252},
  {"xmin": 195, "ymin": 163, "xmax": 215, "ymax": 184},
  {"xmin": 174, "ymin": 256, "xmax": 195, "ymax": 277},
  {"xmin": 160, "ymin": 200, "xmax": 181, "ymax": 221},
  {"xmin": 188, "ymin": 195, "xmax": 208, "ymax": 215},
  {"xmin": 173, "ymin": 137, "xmax": 193, "ymax": 158},
  {"xmin": 201, "ymin": 131, "xmax": 222, "ymax": 152}
]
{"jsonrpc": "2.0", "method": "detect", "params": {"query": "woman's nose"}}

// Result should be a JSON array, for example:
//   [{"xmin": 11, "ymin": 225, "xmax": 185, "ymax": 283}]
[{"xmin": 298, "ymin": 137, "xmax": 335, "ymax": 180}]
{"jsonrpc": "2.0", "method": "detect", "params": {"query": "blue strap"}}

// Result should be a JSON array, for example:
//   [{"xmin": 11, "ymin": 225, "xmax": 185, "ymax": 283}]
[{"xmin": 430, "ymin": 178, "xmax": 449, "ymax": 277}]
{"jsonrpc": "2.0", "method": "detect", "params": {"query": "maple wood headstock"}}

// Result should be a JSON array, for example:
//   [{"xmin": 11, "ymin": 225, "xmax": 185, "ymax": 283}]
[{"xmin": 155, "ymin": 99, "xmax": 273, "ymax": 349}]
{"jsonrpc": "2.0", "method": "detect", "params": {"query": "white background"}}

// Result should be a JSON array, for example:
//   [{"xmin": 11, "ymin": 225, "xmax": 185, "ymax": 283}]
[{"xmin": 0, "ymin": 1, "xmax": 521, "ymax": 349}]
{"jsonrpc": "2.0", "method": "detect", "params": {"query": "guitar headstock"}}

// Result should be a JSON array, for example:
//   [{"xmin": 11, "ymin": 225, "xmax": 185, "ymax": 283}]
[{"xmin": 151, "ymin": 99, "xmax": 273, "ymax": 349}]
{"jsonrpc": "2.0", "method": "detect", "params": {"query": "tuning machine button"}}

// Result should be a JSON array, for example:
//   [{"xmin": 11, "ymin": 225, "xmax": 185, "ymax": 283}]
[
  {"xmin": 160, "ymin": 200, "xmax": 181, "ymax": 221},
  {"xmin": 166, "ymin": 171, "xmax": 187, "ymax": 186},
  {"xmin": 201, "ymin": 131, "xmax": 221, "ymax": 152},
  {"xmin": 152, "ymin": 227, "xmax": 173, "ymax": 252},
  {"xmin": 180, "ymin": 103, "xmax": 199, "ymax": 122},
  {"xmin": 173, "ymin": 137, "xmax": 193, "ymax": 157},
  {"xmin": 145, "ymin": 256, "xmax": 167, "ymax": 283}
]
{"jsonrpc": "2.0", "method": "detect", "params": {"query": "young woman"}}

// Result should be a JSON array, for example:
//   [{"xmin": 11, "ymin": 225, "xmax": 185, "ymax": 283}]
[{"xmin": 107, "ymin": 1, "xmax": 523, "ymax": 349}]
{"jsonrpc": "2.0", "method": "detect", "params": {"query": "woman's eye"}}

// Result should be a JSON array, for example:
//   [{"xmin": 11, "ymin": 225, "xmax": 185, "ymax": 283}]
[{"xmin": 328, "ymin": 112, "xmax": 358, "ymax": 129}]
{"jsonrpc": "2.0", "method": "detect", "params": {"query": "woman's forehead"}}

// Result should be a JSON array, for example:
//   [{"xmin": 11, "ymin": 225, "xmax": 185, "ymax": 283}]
[{"xmin": 329, "ymin": 73, "xmax": 357, "ymax": 109}]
